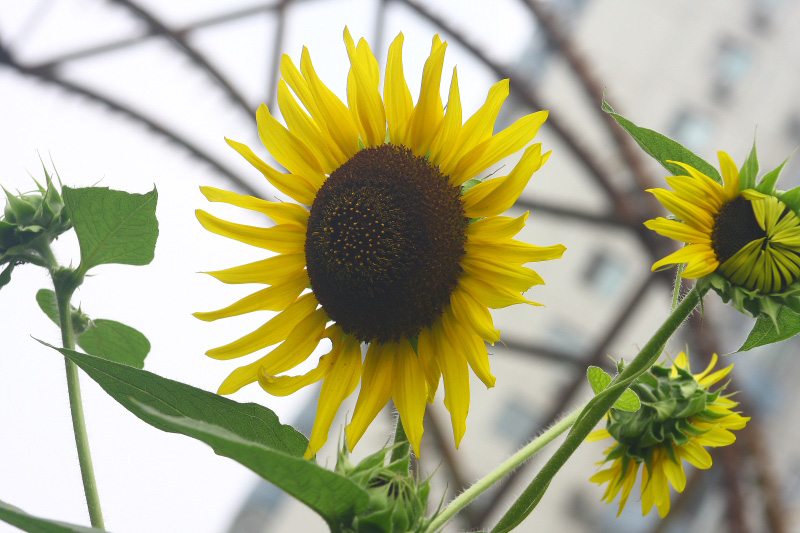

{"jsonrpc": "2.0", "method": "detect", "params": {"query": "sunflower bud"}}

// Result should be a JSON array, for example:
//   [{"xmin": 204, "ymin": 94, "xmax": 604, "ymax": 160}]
[
  {"xmin": 1, "ymin": 171, "xmax": 72, "ymax": 285},
  {"xmin": 335, "ymin": 443, "xmax": 433, "ymax": 532},
  {"xmin": 589, "ymin": 351, "xmax": 749, "ymax": 518}
]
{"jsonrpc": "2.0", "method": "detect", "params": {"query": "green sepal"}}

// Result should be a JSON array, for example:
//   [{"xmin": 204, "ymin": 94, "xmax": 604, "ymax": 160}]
[
  {"xmin": 779, "ymin": 185, "xmax": 800, "ymax": 213},
  {"xmin": 0, "ymin": 499, "xmax": 106, "ymax": 532},
  {"xmin": 738, "ymin": 138, "xmax": 759, "ymax": 191},
  {"xmin": 757, "ymin": 155, "xmax": 791, "ymax": 194},
  {"xmin": 461, "ymin": 178, "xmax": 482, "ymax": 195},
  {"xmin": 601, "ymin": 98, "xmax": 722, "ymax": 183}
]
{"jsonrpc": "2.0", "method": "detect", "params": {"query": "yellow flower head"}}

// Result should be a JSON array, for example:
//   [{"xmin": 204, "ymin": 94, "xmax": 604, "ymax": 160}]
[
  {"xmin": 645, "ymin": 151, "xmax": 800, "ymax": 318},
  {"xmin": 195, "ymin": 29, "xmax": 565, "ymax": 459},
  {"xmin": 589, "ymin": 351, "xmax": 749, "ymax": 518}
]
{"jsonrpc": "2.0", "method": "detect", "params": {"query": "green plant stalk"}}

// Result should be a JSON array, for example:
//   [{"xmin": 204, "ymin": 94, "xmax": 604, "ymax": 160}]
[
  {"xmin": 426, "ymin": 405, "xmax": 583, "ymax": 533},
  {"xmin": 390, "ymin": 412, "xmax": 410, "ymax": 465},
  {"xmin": 54, "ymin": 267, "xmax": 105, "ymax": 529},
  {"xmin": 490, "ymin": 285, "xmax": 707, "ymax": 532}
]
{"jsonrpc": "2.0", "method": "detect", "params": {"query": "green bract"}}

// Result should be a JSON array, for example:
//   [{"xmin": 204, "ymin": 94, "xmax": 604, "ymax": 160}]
[
  {"xmin": 0, "ymin": 171, "xmax": 72, "ymax": 287},
  {"xmin": 336, "ymin": 443, "xmax": 433, "ymax": 533},
  {"xmin": 604, "ymin": 363, "xmax": 726, "ymax": 467}
]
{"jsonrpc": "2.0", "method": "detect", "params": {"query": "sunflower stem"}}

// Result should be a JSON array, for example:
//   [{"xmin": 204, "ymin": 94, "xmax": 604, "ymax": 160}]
[
  {"xmin": 53, "ymin": 265, "xmax": 105, "ymax": 529},
  {"xmin": 425, "ymin": 405, "xmax": 584, "ymax": 533},
  {"xmin": 671, "ymin": 263, "xmax": 684, "ymax": 311},
  {"xmin": 391, "ymin": 411, "xmax": 410, "ymax": 468},
  {"xmin": 490, "ymin": 285, "xmax": 707, "ymax": 533}
]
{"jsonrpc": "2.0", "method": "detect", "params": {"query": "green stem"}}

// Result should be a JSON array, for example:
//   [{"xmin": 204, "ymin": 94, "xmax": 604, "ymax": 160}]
[
  {"xmin": 490, "ymin": 285, "xmax": 707, "ymax": 533},
  {"xmin": 425, "ymin": 406, "xmax": 583, "ymax": 533},
  {"xmin": 390, "ymin": 412, "xmax": 410, "ymax": 465},
  {"xmin": 54, "ymin": 269, "xmax": 105, "ymax": 529}
]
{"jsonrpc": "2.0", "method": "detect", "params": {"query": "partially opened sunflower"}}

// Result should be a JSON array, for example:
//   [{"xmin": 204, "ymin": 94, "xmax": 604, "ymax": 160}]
[{"xmin": 195, "ymin": 29, "xmax": 565, "ymax": 459}]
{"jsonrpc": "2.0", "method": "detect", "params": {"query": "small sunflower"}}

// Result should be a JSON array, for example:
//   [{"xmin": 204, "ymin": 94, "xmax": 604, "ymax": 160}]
[
  {"xmin": 645, "ymin": 151, "xmax": 800, "ymax": 318},
  {"xmin": 589, "ymin": 351, "xmax": 749, "ymax": 518},
  {"xmin": 195, "ymin": 29, "xmax": 565, "ymax": 458}
]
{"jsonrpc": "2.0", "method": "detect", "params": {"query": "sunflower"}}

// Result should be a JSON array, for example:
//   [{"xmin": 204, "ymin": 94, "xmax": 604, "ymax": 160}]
[
  {"xmin": 588, "ymin": 351, "xmax": 749, "ymax": 518},
  {"xmin": 645, "ymin": 151, "xmax": 800, "ymax": 303},
  {"xmin": 195, "ymin": 29, "xmax": 565, "ymax": 459}
]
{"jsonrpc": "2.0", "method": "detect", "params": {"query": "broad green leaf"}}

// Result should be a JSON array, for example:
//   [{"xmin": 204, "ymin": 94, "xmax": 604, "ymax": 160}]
[
  {"xmin": 0, "ymin": 263, "xmax": 14, "ymax": 290},
  {"xmin": 36, "ymin": 288, "xmax": 60, "ymax": 323},
  {"xmin": 602, "ymin": 99, "xmax": 722, "ymax": 183},
  {"xmin": 43, "ymin": 344, "xmax": 309, "ymax": 456},
  {"xmin": 738, "ymin": 306, "xmax": 800, "ymax": 352},
  {"xmin": 587, "ymin": 366, "xmax": 640, "ymax": 412},
  {"xmin": 36, "ymin": 289, "xmax": 149, "ymax": 367},
  {"xmin": 77, "ymin": 319, "xmax": 150, "ymax": 369},
  {"xmin": 132, "ymin": 403, "xmax": 369, "ymax": 531},
  {"xmin": 738, "ymin": 139, "xmax": 759, "ymax": 191},
  {"xmin": 587, "ymin": 366, "xmax": 611, "ymax": 394},
  {"xmin": 0, "ymin": 499, "xmax": 104, "ymax": 532},
  {"xmin": 63, "ymin": 187, "xmax": 158, "ymax": 273},
  {"xmin": 615, "ymin": 389, "xmax": 641, "ymax": 412}
]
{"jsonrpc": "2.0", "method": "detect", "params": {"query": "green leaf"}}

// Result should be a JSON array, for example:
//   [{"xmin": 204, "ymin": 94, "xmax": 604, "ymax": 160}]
[
  {"xmin": 587, "ymin": 367, "xmax": 639, "ymax": 411},
  {"xmin": 77, "ymin": 319, "xmax": 150, "ymax": 369},
  {"xmin": 738, "ymin": 306, "xmax": 800, "ymax": 352},
  {"xmin": 602, "ymin": 98, "xmax": 722, "ymax": 183},
  {"xmin": 42, "ymin": 343, "xmax": 309, "ymax": 457},
  {"xmin": 615, "ymin": 389, "xmax": 641, "ymax": 412},
  {"xmin": 738, "ymin": 138, "xmax": 759, "ymax": 191},
  {"xmin": 36, "ymin": 288, "xmax": 60, "ymax": 323},
  {"xmin": 131, "ymin": 402, "xmax": 369, "ymax": 531},
  {"xmin": 63, "ymin": 187, "xmax": 158, "ymax": 273},
  {"xmin": 0, "ymin": 263, "xmax": 14, "ymax": 290},
  {"xmin": 0, "ymin": 499, "xmax": 104, "ymax": 532},
  {"xmin": 36, "ymin": 290, "xmax": 149, "ymax": 367},
  {"xmin": 587, "ymin": 366, "xmax": 611, "ymax": 394}
]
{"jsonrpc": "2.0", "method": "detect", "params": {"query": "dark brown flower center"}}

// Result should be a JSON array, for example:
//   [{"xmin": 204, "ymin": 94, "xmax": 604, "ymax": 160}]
[
  {"xmin": 711, "ymin": 196, "xmax": 767, "ymax": 264},
  {"xmin": 305, "ymin": 144, "xmax": 467, "ymax": 343}
]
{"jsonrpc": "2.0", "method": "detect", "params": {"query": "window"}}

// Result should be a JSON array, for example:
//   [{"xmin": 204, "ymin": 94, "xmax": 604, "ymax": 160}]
[
  {"xmin": 583, "ymin": 250, "xmax": 629, "ymax": 298},
  {"xmin": 712, "ymin": 38, "xmax": 753, "ymax": 100}
]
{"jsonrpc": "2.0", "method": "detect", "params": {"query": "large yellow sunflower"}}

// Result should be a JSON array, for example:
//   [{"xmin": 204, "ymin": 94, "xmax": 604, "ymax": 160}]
[
  {"xmin": 195, "ymin": 29, "xmax": 565, "ymax": 459},
  {"xmin": 589, "ymin": 351, "xmax": 749, "ymax": 518},
  {"xmin": 645, "ymin": 151, "xmax": 800, "ymax": 294}
]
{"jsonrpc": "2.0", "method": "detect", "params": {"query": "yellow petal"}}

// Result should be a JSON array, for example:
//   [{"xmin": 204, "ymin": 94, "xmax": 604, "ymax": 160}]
[
  {"xmin": 443, "ymin": 308, "xmax": 495, "ymax": 388},
  {"xmin": 462, "ymin": 144, "xmax": 549, "ymax": 218},
  {"xmin": 651, "ymin": 243, "xmax": 717, "ymax": 276},
  {"xmin": 467, "ymin": 212, "xmax": 528, "ymax": 241},
  {"xmin": 450, "ymin": 110, "xmax": 548, "ymax": 186},
  {"xmin": 449, "ymin": 287, "xmax": 500, "ymax": 344},
  {"xmin": 433, "ymin": 319, "xmax": 470, "ymax": 447},
  {"xmin": 441, "ymin": 79, "xmax": 509, "ymax": 176},
  {"xmin": 459, "ymin": 275, "xmax": 540, "ymax": 309},
  {"xmin": 260, "ymin": 308, "xmax": 329, "ymax": 375},
  {"xmin": 277, "ymin": 80, "xmax": 345, "ymax": 173},
  {"xmin": 196, "ymin": 210, "xmax": 306, "ymax": 254},
  {"xmin": 300, "ymin": 47, "xmax": 361, "ymax": 160},
  {"xmin": 586, "ymin": 428, "xmax": 612, "ymax": 442},
  {"xmin": 256, "ymin": 104, "xmax": 326, "ymax": 188},
  {"xmin": 662, "ymin": 456, "xmax": 686, "ymax": 492},
  {"xmin": 384, "ymin": 33, "xmax": 413, "ymax": 146},
  {"xmin": 345, "ymin": 30, "xmax": 386, "ymax": 148},
  {"xmin": 306, "ymin": 331, "xmax": 362, "ymax": 458},
  {"xmin": 206, "ymin": 293, "xmax": 318, "ymax": 360},
  {"xmin": 429, "ymin": 68, "xmax": 462, "ymax": 167},
  {"xmin": 643, "ymin": 218, "xmax": 711, "ymax": 244},
  {"xmin": 648, "ymin": 188, "xmax": 715, "ymax": 231},
  {"xmin": 202, "ymin": 253, "xmax": 306, "ymax": 285},
  {"xmin": 193, "ymin": 269, "xmax": 308, "ymax": 321},
  {"xmin": 417, "ymin": 327, "xmax": 441, "ymax": 403},
  {"xmin": 225, "ymin": 138, "xmax": 317, "ymax": 205},
  {"xmin": 678, "ymin": 440, "xmax": 713, "ymax": 469},
  {"xmin": 465, "ymin": 240, "xmax": 566, "ymax": 265},
  {"xmin": 461, "ymin": 255, "xmax": 544, "ymax": 293},
  {"xmin": 406, "ymin": 36, "xmax": 446, "ymax": 156},
  {"xmin": 392, "ymin": 339, "xmax": 428, "ymax": 457},
  {"xmin": 258, "ymin": 345, "xmax": 335, "ymax": 397},
  {"xmin": 718, "ymin": 151, "xmax": 741, "ymax": 198},
  {"xmin": 346, "ymin": 342, "xmax": 395, "ymax": 450},
  {"xmin": 200, "ymin": 185, "xmax": 309, "ymax": 227}
]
